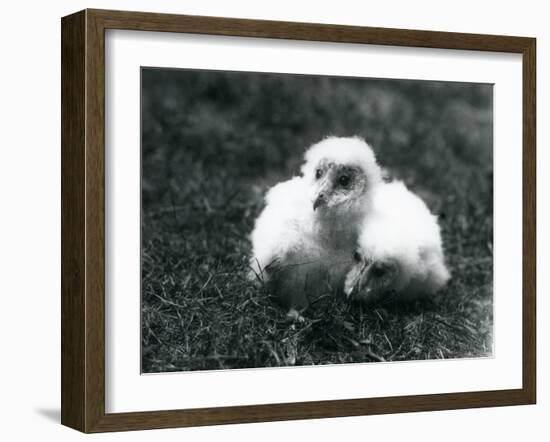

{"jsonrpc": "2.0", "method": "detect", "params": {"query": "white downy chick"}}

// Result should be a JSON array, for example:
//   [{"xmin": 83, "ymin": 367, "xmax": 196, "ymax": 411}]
[
  {"xmin": 344, "ymin": 180, "xmax": 450, "ymax": 303},
  {"xmin": 249, "ymin": 136, "xmax": 383, "ymax": 313}
]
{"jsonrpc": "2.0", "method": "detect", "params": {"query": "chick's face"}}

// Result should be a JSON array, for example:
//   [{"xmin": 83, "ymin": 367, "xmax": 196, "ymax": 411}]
[
  {"xmin": 311, "ymin": 161, "xmax": 367, "ymax": 211},
  {"xmin": 344, "ymin": 251, "xmax": 398, "ymax": 303}
]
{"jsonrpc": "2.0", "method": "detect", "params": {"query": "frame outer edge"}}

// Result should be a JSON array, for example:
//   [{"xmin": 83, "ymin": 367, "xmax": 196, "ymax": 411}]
[
  {"xmin": 86, "ymin": 8, "xmax": 532, "ymax": 52},
  {"xmin": 61, "ymin": 10, "xmax": 87, "ymax": 432},
  {"xmin": 522, "ymin": 37, "xmax": 536, "ymax": 404},
  {"xmin": 84, "ymin": 8, "xmax": 108, "ymax": 433}
]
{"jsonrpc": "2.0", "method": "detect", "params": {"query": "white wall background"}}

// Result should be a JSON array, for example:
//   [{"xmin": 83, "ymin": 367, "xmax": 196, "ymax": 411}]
[{"xmin": 0, "ymin": 0, "xmax": 546, "ymax": 440}]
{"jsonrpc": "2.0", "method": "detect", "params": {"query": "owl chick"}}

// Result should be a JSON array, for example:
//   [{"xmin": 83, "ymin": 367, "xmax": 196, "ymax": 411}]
[
  {"xmin": 249, "ymin": 136, "xmax": 383, "ymax": 314},
  {"xmin": 344, "ymin": 180, "xmax": 450, "ymax": 303}
]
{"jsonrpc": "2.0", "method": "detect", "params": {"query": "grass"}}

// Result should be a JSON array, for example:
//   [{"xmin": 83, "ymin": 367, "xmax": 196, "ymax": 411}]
[{"xmin": 141, "ymin": 68, "xmax": 493, "ymax": 373}]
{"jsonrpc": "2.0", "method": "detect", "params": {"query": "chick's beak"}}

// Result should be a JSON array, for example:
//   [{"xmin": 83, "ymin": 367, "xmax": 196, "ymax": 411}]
[
  {"xmin": 313, "ymin": 194, "xmax": 326, "ymax": 211},
  {"xmin": 345, "ymin": 262, "xmax": 370, "ymax": 299}
]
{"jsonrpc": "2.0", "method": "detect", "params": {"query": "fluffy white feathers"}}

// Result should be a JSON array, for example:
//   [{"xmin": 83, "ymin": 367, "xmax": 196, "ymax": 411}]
[
  {"xmin": 249, "ymin": 136, "xmax": 382, "ymax": 310},
  {"xmin": 249, "ymin": 176, "xmax": 312, "ymax": 281},
  {"xmin": 301, "ymin": 136, "xmax": 383, "ymax": 188},
  {"xmin": 249, "ymin": 136, "xmax": 449, "ymax": 312},
  {"xmin": 344, "ymin": 180, "xmax": 450, "ymax": 302}
]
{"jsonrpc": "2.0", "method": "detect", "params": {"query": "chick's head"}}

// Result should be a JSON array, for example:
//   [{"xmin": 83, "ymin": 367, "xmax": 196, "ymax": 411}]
[
  {"xmin": 302, "ymin": 137, "xmax": 382, "ymax": 212},
  {"xmin": 344, "ymin": 250, "xmax": 399, "ymax": 303}
]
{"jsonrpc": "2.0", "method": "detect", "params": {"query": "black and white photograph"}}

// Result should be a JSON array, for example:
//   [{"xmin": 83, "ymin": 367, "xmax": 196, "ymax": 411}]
[{"xmin": 141, "ymin": 67, "xmax": 493, "ymax": 373}]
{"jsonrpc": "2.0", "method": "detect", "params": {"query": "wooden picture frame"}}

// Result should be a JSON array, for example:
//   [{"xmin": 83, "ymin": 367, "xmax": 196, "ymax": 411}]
[{"xmin": 61, "ymin": 8, "xmax": 536, "ymax": 433}]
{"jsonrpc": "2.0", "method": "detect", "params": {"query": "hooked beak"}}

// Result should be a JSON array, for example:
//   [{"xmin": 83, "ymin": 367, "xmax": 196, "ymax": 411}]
[
  {"xmin": 346, "ymin": 280, "xmax": 358, "ymax": 298},
  {"xmin": 313, "ymin": 194, "xmax": 326, "ymax": 211},
  {"xmin": 345, "ymin": 262, "xmax": 371, "ymax": 299}
]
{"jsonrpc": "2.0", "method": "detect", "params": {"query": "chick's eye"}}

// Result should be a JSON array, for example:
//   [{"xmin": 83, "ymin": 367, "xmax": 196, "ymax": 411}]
[
  {"xmin": 353, "ymin": 251, "xmax": 362, "ymax": 262},
  {"xmin": 315, "ymin": 169, "xmax": 323, "ymax": 179},
  {"xmin": 339, "ymin": 175, "xmax": 350, "ymax": 187}
]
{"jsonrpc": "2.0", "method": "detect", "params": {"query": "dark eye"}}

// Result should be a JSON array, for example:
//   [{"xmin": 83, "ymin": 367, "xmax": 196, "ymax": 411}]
[
  {"xmin": 315, "ymin": 169, "xmax": 322, "ymax": 179},
  {"xmin": 372, "ymin": 265, "xmax": 387, "ymax": 278},
  {"xmin": 353, "ymin": 251, "xmax": 362, "ymax": 262},
  {"xmin": 339, "ymin": 175, "xmax": 350, "ymax": 187}
]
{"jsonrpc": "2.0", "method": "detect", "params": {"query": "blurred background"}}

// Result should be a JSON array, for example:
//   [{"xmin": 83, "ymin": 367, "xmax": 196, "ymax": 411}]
[{"xmin": 141, "ymin": 68, "xmax": 493, "ymax": 373}]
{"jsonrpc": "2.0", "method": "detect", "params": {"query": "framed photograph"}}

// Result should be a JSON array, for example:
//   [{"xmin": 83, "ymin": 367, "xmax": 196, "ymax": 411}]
[{"xmin": 61, "ymin": 9, "xmax": 536, "ymax": 433}]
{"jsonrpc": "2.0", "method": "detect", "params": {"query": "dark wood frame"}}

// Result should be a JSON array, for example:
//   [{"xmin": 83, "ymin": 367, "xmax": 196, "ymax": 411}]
[{"xmin": 61, "ymin": 8, "xmax": 536, "ymax": 433}]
